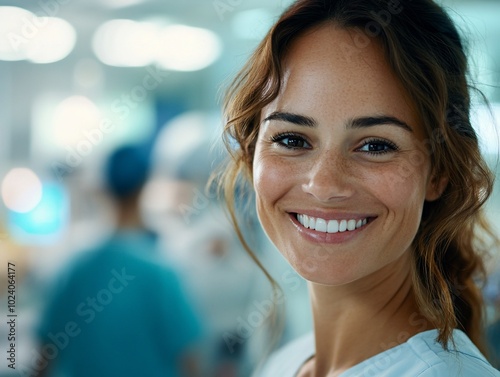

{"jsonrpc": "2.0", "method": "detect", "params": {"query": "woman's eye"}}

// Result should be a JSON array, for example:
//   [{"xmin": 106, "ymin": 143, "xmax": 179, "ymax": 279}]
[
  {"xmin": 358, "ymin": 139, "xmax": 399, "ymax": 154},
  {"xmin": 271, "ymin": 133, "xmax": 310, "ymax": 149}
]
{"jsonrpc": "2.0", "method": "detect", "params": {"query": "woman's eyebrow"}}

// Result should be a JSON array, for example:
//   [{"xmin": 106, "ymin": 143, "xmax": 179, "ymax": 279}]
[
  {"xmin": 263, "ymin": 112, "xmax": 413, "ymax": 133},
  {"xmin": 263, "ymin": 111, "xmax": 317, "ymax": 127},
  {"xmin": 347, "ymin": 116, "xmax": 413, "ymax": 133}
]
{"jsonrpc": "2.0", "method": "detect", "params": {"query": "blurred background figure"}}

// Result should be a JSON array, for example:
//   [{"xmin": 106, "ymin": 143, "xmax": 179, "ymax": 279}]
[
  {"xmin": 0, "ymin": 1, "xmax": 497, "ymax": 376},
  {"xmin": 146, "ymin": 112, "xmax": 311, "ymax": 377},
  {"xmin": 34, "ymin": 144, "xmax": 204, "ymax": 377}
]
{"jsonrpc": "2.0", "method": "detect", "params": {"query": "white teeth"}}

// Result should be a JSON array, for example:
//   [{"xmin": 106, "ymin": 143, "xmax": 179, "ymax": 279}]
[
  {"xmin": 297, "ymin": 214, "xmax": 369, "ymax": 234},
  {"xmin": 309, "ymin": 217, "xmax": 316, "ymax": 229},
  {"xmin": 339, "ymin": 220, "xmax": 347, "ymax": 232},
  {"xmin": 315, "ymin": 218, "xmax": 327, "ymax": 232},
  {"xmin": 299, "ymin": 214, "xmax": 309, "ymax": 228},
  {"xmin": 347, "ymin": 219, "xmax": 356, "ymax": 231},
  {"xmin": 327, "ymin": 219, "xmax": 339, "ymax": 233}
]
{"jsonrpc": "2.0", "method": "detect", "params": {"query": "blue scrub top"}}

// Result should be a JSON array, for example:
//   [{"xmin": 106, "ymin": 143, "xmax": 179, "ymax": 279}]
[{"xmin": 37, "ymin": 231, "xmax": 203, "ymax": 377}]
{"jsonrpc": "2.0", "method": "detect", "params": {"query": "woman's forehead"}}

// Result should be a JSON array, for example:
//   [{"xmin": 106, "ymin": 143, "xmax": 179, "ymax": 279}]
[{"xmin": 262, "ymin": 25, "xmax": 423, "ymax": 138}]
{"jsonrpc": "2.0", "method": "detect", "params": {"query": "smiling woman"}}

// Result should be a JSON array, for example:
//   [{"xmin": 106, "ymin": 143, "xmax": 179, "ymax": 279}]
[
  {"xmin": 218, "ymin": 0, "xmax": 500, "ymax": 376},
  {"xmin": 253, "ymin": 25, "xmax": 440, "ymax": 289}
]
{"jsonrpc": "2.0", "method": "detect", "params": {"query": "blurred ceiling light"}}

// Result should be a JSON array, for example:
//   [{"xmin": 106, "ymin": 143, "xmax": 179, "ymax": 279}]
[
  {"xmin": 92, "ymin": 20, "xmax": 222, "ymax": 71},
  {"xmin": 0, "ymin": 7, "xmax": 76, "ymax": 63},
  {"xmin": 0, "ymin": 6, "xmax": 35, "ymax": 61},
  {"xmin": 231, "ymin": 9, "xmax": 274, "ymax": 40},
  {"xmin": 92, "ymin": 19, "xmax": 159, "ymax": 67},
  {"xmin": 1, "ymin": 168, "xmax": 43, "ymax": 213},
  {"xmin": 156, "ymin": 25, "xmax": 222, "ymax": 71},
  {"xmin": 52, "ymin": 96, "xmax": 102, "ymax": 147},
  {"xmin": 25, "ymin": 17, "xmax": 77, "ymax": 64}
]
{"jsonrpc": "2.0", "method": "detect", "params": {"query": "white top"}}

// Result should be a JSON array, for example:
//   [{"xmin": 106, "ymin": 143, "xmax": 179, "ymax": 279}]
[{"xmin": 255, "ymin": 329, "xmax": 500, "ymax": 376}]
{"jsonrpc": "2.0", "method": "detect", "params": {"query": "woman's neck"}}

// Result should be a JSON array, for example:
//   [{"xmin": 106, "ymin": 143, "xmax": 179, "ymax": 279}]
[{"xmin": 305, "ymin": 252, "xmax": 432, "ymax": 377}]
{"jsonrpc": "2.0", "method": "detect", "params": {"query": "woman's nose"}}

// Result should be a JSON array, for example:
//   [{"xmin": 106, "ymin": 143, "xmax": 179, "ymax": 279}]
[{"xmin": 301, "ymin": 150, "xmax": 354, "ymax": 202}]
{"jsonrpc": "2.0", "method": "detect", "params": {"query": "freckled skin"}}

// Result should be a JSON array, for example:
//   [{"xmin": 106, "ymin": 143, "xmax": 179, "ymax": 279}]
[{"xmin": 252, "ymin": 26, "xmax": 443, "ymax": 286}]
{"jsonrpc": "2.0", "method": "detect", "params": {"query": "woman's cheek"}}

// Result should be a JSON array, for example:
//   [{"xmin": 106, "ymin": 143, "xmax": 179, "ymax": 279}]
[
  {"xmin": 362, "ymin": 163, "xmax": 428, "ymax": 213},
  {"xmin": 253, "ymin": 152, "xmax": 291, "ymax": 202}
]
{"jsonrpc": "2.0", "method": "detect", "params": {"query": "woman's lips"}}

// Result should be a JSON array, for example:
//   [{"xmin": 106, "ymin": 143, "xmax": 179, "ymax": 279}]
[{"xmin": 289, "ymin": 212, "xmax": 376, "ymax": 244}]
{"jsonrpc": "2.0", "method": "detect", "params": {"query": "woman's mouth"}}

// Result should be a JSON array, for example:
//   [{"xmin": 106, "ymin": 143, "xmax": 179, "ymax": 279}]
[{"xmin": 295, "ymin": 213, "xmax": 369, "ymax": 234}]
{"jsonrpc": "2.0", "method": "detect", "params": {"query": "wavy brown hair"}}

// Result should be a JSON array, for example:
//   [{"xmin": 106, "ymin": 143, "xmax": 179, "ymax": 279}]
[{"xmin": 219, "ymin": 0, "xmax": 497, "ymax": 353}]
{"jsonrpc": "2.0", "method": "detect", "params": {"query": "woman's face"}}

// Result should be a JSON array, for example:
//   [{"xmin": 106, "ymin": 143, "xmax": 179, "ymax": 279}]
[{"xmin": 253, "ymin": 25, "xmax": 443, "ymax": 286}]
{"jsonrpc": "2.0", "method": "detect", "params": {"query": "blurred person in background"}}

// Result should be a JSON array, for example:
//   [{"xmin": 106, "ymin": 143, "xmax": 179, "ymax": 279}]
[
  {"xmin": 158, "ymin": 196, "xmax": 264, "ymax": 377},
  {"xmin": 146, "ymin": 112, "xmax": 307, "ymax": 377},
  {"xmin": 34, "ymin": 144, "xmax": 203, "ymax": 377}
]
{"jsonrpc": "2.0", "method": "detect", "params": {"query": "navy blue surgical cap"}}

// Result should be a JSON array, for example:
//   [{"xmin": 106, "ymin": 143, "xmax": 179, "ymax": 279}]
[{"xmin": 104, "ymin": 145, "xmax": 150, "ymax": 199}]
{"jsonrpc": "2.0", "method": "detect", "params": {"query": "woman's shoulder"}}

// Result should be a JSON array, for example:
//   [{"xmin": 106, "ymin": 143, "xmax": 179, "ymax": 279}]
[
  {"xmin": 253, "ymin": 332, "xmax": 315, "ymax": 377},
  {"xmin": 409, "ymin": 329, "xmax": 500, "ymax": 376},
  {"xmin": 345, "ymin": 329, "xmax": 500, "ymax": 377},
  {"xmin": 254, "ymin": 329, "xmax": 500, "ymax": 377}
]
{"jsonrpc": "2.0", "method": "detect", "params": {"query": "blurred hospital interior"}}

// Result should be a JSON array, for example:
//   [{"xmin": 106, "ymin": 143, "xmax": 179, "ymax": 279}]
[{"xmin": 0, "ymin": 0, "xmax": 499, "ymax": 376}]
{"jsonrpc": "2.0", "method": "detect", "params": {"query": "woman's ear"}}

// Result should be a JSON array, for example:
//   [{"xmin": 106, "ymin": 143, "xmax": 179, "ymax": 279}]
[{"xmin": 425, "ymin": 174, "xmax": 448, "ymax": 202}]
